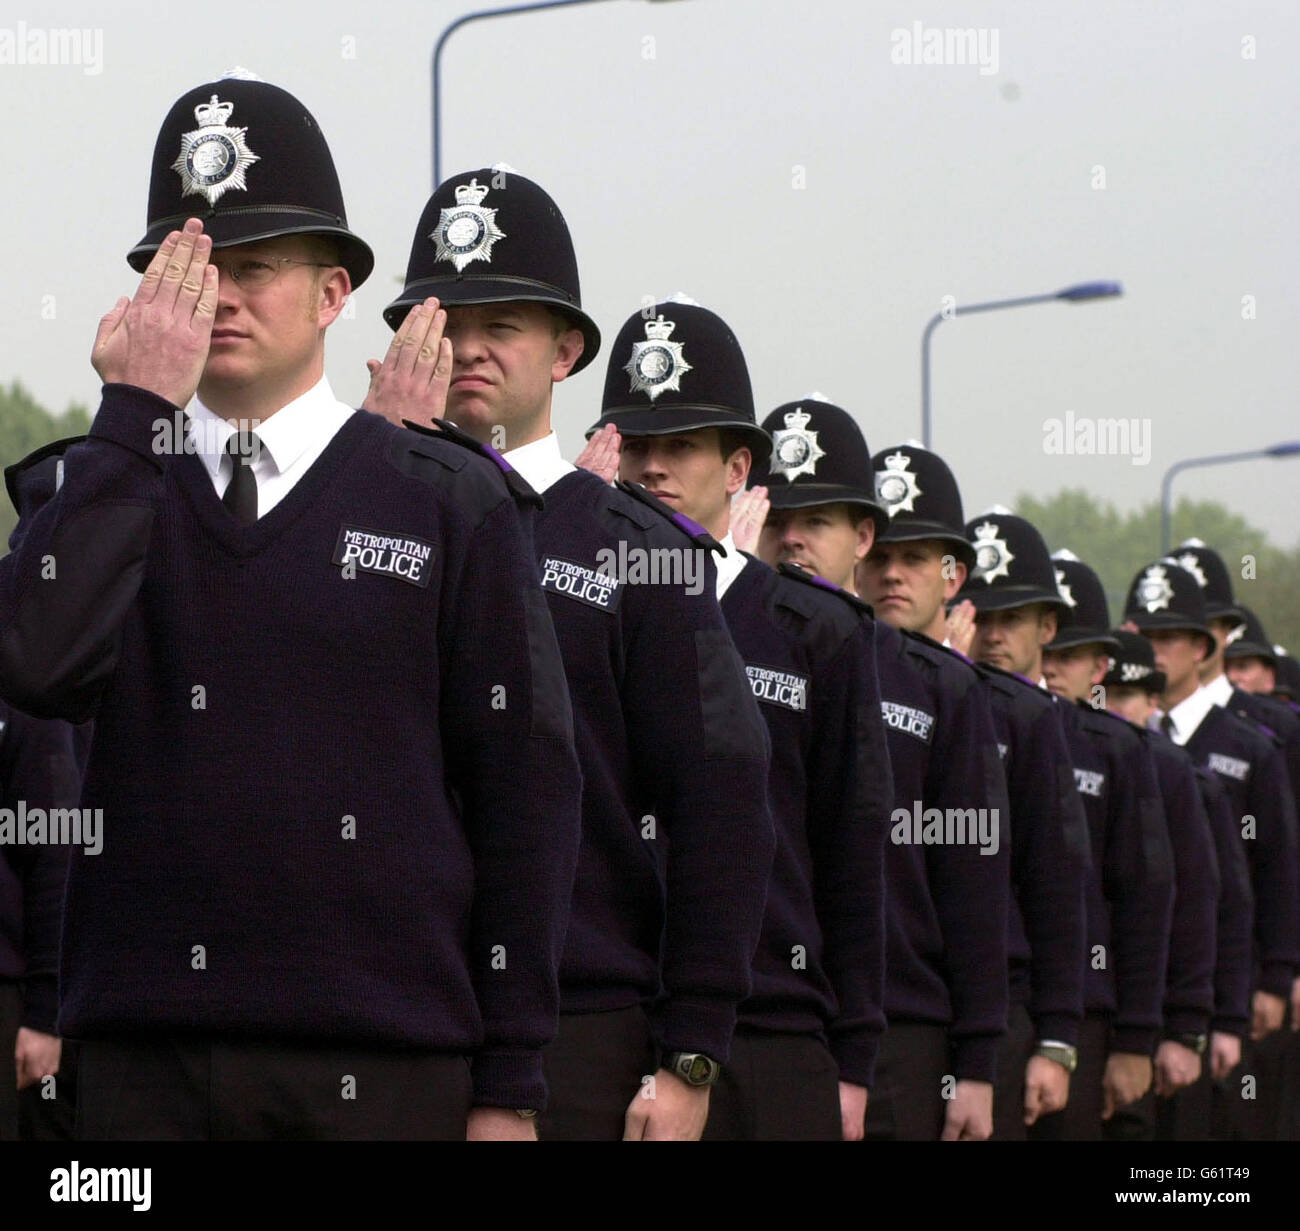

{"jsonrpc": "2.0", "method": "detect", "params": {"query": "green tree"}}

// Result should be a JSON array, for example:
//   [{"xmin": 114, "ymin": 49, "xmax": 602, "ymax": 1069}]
[
  {"xmin": 0, "ymin": 380, "xmax": 91, "ymax": 547},
  {"xmin": 1017, "ymin": 488, "xmax": 1300, "ymax": 657}
]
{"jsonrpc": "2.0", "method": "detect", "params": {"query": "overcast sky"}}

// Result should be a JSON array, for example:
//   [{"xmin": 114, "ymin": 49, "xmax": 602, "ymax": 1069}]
[{"xmin": 3, "ymin": 0, "xmax": 1296, "ymax": 546}]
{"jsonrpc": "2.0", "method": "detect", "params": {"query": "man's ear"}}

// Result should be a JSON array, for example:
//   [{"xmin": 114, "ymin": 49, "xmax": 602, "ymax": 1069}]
[
  {"xmin": 724, "ymin": 446, "xmax": 752, "ymax": 497},
  {"xmin": 317, "ymin": 268, "xmax": 352, "ymax": 329},
  {"xmin": 942, "ymin": 557, "xmax": 968, "ymax": 599},
  {"xmin": 552, "ymin": 328, "xmax": 585, "ymax": 383},
  {"xmin": 1038, "ymin": 607, "xmax": 1058, "ymax": 646},
  {"xmin": 854, "ymin": 515, "xmax": 875, "ymax": 562}
]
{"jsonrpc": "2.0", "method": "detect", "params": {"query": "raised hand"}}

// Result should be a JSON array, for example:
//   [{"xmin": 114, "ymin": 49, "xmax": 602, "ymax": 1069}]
[
  {"xmin": 91, "ymin": 217, "xmax": 218, "ymax": 408},
  {"xmin": 575, "ymin": 423, "xmax": 622, "ymax": 484},
  {"xmin": 730, "ymin": 486, "xmax": 770, "ymax": 555},
  {"xmin": 363, "ymin": 296, "xmax": 452, "ymax": 429}
]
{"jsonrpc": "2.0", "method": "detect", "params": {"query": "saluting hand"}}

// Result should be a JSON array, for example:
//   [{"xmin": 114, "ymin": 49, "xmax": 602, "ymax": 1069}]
[
  {"xmin": 363, "ymin": 296, "xmax": 452, "ymax": 429},
  {"xmin": 91, "ymin": 217, "xmax": 217, "ymax": 408},
  {"xmin": 945, "ymin": 599, "xmax": 977, "ymax": 656},
  {"xmin": 730, "ymin": 486, "xmax": 770, "ymax": 555},
  {"xmin": 575, "ymin": 423, "xmax": 622, "ymax": 485}
]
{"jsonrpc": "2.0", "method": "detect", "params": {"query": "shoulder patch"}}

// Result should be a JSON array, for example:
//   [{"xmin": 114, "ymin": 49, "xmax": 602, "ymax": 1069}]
[
  {"xmin": 403, "ymin": 418, "xmax": 542, "ymax": 508},
  {"xmin": 614, "ymin": 480, "xmax": 722, "ymax": 554},
  {"xmin": 777, "ymin": 562, "xmax": 873, "ymax": 616}
]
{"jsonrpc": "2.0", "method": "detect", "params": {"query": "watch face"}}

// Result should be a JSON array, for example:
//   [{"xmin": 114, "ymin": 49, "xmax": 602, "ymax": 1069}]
[{"xmin": 687, "ymin": 1055, "xmax": 711, "ymax": 1084}]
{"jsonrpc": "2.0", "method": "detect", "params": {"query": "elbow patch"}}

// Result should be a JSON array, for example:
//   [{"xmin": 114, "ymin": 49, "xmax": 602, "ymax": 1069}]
[
  {"xmin": 523, "ymin": 585, "xmax": 574, "ymax": 742},
  {"xmin": 695, "ymin": 628, "xmax": 768, "ymax": 761}
]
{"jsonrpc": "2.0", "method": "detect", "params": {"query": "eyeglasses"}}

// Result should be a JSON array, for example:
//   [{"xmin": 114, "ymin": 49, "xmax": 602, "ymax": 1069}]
[{"xmin": 211, "ymin": 256, "xmax": 335, "ymax": 288}]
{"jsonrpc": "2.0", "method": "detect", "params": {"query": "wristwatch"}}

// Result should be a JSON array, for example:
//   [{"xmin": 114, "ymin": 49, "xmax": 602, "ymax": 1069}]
[
  {"xmin": 1035, "ymin": 1041, "xmax": 1079, "ymax": 1073},
  {"xmin": 663, "ymin": 1051, "xmax": 722, "ymax": 1087},
  {"xmin": 515, "ymin": 1108, "xmax": 538, "ymax": 1119},
  {"xmin": 1165, "ymin": 1032, "xmax": 1208, "ymax": 1055}
]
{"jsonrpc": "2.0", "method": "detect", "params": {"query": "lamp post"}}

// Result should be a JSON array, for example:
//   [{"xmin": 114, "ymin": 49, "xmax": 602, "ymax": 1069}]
[
  {"xmin": 920, "ymin": 281, "xmax": 1123, "ymax": 449},
  {"xmin": 1159, "ymin": 442, "xmax": 1300, "ymax": 554},
  {"xmin": 432, "ymin": 0, "xmax": 688, "ymax": 187}
]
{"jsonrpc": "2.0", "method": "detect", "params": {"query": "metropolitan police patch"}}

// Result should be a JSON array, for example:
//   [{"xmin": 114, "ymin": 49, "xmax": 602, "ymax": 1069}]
[
  {"xmin": 332, "ymin": 525, "xmax": 434, "ymax": 587},
  {"xmin": 880, "ymin": 700, "xmax": 935, "ymax": 743},
  {"xmin": 539, "ymin": 556, "xmax": 623, "ymax": 612},
  {"xmin": 746, "ymin": 664, "xmax": 808, "ymax": 712}
]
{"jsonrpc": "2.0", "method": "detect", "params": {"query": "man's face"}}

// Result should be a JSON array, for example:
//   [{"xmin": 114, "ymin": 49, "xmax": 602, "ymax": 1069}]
[
  {"xmin": 1106, "ymin": 684, "xmax": 1158, "ymax": 726},
  {"xmin": 1226, "ymin": 656, "xmax": 1276, "ymax": 694},
  {"xmin": 1146, "ymin": 628, "xmax": 1207, "ymax": 695},
  {"xmin": 859, "ymin": 539, "xmax": 965, "ymax": 632},
  {"xmin": 971, "ymin": 604, "xmax": 1057, "ymax": 676},
  {"xmin": 758, "ymin": 503, "xmax": 873, "ymax": 589},
  {"xmin": 201, "ymin": 235, "xmax": 350, "ymax": 403},
  {"xmin": 619, "ymin": 430, "xmax": 748, "ymax": 531},
  {"xmin": 1042, "ymin": 643, "xmax": 1110, "ymax": 704},
  {"xmin": 442, "ymin": 302, "xmax": 583, "ymax": 447}
]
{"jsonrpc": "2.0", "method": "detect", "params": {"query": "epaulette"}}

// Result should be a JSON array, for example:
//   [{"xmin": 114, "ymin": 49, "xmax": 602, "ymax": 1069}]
[
  {"xmin": 613, "ymin": 480, "xmax": 723, "ymax": 555},
  {"xmin": 776, "ymin": 562, "xmax": 874, "ymax": 616},
  {"xmin": 5, "ymin": 435, "xmax": 84, "ymax": 520},
  {"xmin": 973, "ymin": 659, "xmax": 1053, "ymax": 705},
  {"xmin": 903, "ymin": 627, "xmax": 977, "ymax": 668},
  {"xmin": 401, "ymin": 418, "xmax": 542, "ymax": 509}
]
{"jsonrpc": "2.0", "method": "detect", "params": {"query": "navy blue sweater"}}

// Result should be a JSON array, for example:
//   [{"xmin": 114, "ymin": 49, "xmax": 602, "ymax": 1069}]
[
  {"xmin": 531, "ymin": 471, "xmax": 774, "ymax": 1061},
  {"xmin": 977, "ymin": 666, "xmax": 1088, "ymax": 1047},
  {"xmin": 720, "ymin": 560, "xmax": 892, "ymax": 1087},
  {"xmin": 0, "ymin": 385, "xmax": 583, "ymax": 1111},
  {"xmin": 875, "ymin": 623, "xmax": 1009, "ymax": 1081},
  {"xmin": 0, "ymin": 701, "xmax": 83, "ymax": 1033},
  {"xmin": 1194, "ymin": 766, "xmax": 1254, "ymax": 1037},
  {"xmin": 1057, "ymin": 702, "xmax": 1174, "ymax": 1055},
  {"xmin": 1184, "ymin": 705, "xmax": 1300, "ymax": 998},
  {"xmin": 1146, "ymin": 734, "xmax": 1219, "ymax": 1038}
]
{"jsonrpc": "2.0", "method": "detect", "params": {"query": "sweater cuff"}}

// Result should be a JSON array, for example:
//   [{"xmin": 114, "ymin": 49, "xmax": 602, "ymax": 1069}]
[
  {"xmin": 471, "ymin": 1048, "xmax": 547, "ymax": 1112},
  {"xmin": 1162, "ymin": 1009, "xmax": 1211, "ymax": 1039},
  {"xmin": 657, "ymin": 996, "xmax": 738, "ymax": 1066},
  {"xmin": 1032, "ymin": 1013, "xmax": 1081, "ymax": 1049},
  {"xmin": 951, "ymin": 1034, "xmax": 1000, "ymax": 1084},
  {"xmin": 90, "ymin": 384, "xmax": 182, "ymax": 468},
  {"xmin": 1257, "ymin": 962, "xmax": 1295, "ymax": 1000},
  {"xmin": 1109, "ymin": 1025, "xmax": 1158, "ymax": 1056},
  {"xmin": 20, "ymin": 974, "xmax": 58, "ymax": 1035},
  {"xmin": 1210, "ymin": 1015, "xmax": 1249, "ymax": 1039},
  {"xmin": 830, "ymin": 1030, "xmax": 880, "ymax": 1090}
]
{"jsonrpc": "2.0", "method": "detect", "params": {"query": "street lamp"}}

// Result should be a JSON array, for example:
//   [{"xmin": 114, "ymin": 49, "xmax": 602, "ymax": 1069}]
[
  {"xmin": 1159, "ymin": 442, "xmax": 1300, "ymax": 554},
  {"xmin": 432, "ymin": 0, "xmax": 689, "ymax": 187},
  {"xmin": 920, "ymin": 280, "xmax": 1123, "ymax": 449}
]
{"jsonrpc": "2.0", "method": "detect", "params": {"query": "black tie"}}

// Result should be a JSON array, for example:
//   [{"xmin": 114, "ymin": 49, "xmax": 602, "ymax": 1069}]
[
  {"xmin": 222, "ymin": 432, "xmax": 260, "ymax": 525},
  {"xmin": 1160, "ymin": 713, "xmax": 1175, "ymax": 740}
]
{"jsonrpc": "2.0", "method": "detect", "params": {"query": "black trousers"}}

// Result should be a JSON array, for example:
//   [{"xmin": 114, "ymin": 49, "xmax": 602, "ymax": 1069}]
[
  {"xmin": 863, "ymin": 1022, "xmax": 948, "ymax": 1141},
  {"xmin": 1155, "ymin": 1055, "xmax": 1214, "ymax": 1141},
  {"xmin": 1214, "ymin": 1029, "xmax": 1293, "ymax": 1140},
  {"xmin": 77, "ymin": 1036, "xmax": 472, "ymax": 1140},
  {"xmin": 540, "ymin": 1005, "xmax": 657, "ymax": 1141},
  {"xmin": 1029, "ymin": 1012, "xmax": 1109, "ymax": 1141},
  {"xmin": 991, "ymin": 1001, "xmax": 1036, "ymax": 1141},
  {"xmin": 0, "ymin": 982, "xmax": 19, "ymax": 1142},
  {"xmin": 702, "ymin": 1029, "xmax": 841, "ymax": 1141}
]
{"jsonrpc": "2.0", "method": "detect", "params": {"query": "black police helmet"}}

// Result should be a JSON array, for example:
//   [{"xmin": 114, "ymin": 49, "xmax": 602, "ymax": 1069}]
[
  {"xmin": 1102, "ymin": 628, "xmax": 1167, "ymax": 694},
  {"xmin": 958, "ymin": 510, "xmax": 1072, "ymax": 617},
  {"xmin": 749, "ymin": 398, "xmax": 885, "ymax": 533},
  {"xmin": 871, "ymin": 442, "xmax": 976, "ymax": 570},
  {"xmin": 590, "ymin": 299, "xmax": 771, "ymax": 464},
  {"xmin": 1169, "ymin": 540, "xmax": 1243, "ymax": 622},
  {"xmin": 1046, "ymin": 551, "xmax": 1120, "ymax": 653},
  {"xmin": 1122, "ymin": 559, "xmax": 1216, "ymax": 657},
  {"xmin": 128, "ymin": 74, "xmax": 374, "ymax": 288},
  {"xmin": 384, "ymin": 167, "xmax": 600, "ymax": 374},
  {"xmin": 1221, "ymin": 605, "xmax": 1277, "ymax": 666}
]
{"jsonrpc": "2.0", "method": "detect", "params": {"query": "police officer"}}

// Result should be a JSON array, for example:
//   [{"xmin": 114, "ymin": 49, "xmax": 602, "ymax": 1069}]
[
  {"xmin": 1223, "ymin": 608, "xmax": 1279, "ymax": 697},
  {"xmin": 746, "ymin": 409, "xmax": 1011, "ymax": 1141},
  {"xmin": 0, "ymin": 75, "xmax": 584, "ymax": 1139},
  {"xmin": 590, "ymin": 301, "xmax": 894, "ymax": 1140},
  {"xmin": 1044, "ymin": 552, "xmax": 1216, "ymax": 1140},
  {"xmin": 1101, "ymin": 628, "xmax": 1254, "ymax": 1140},
  {"xmin": 371, "ymin": 176, "xmax": 776, "ymax": 1141},
  {"xmin": 1124, "ymin": 558, "xmax": 1299, "ymax": 1140},
  {"xmin": 961, "ymin": 514, "xmax": 1174, "ymax": 1141}
]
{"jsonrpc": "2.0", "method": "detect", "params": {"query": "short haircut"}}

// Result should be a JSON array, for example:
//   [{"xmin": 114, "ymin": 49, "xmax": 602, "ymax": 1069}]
[{"xmin": 716, "ymin": 428, "xmax": 754, "ymax": 462}]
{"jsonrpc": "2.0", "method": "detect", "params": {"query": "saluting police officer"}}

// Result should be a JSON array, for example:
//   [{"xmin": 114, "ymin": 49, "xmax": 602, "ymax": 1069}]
[
  {"xmin": 589, "ymin": 301, "xmax": 894, "ymax": 1141},
  {"xmin": 367, "ymin": 175, "xmax": 776, "ymax": 1141},
  {"xmin": 961, "ymin": 513, "xmax": 1174, "ymax": 1141},
  {"xmin": 745, "ymin": 409, "xmax": 1011, "ymax": 1141},
  {"xmin": 1044, "ymin": 551, "xmax": 1216, "ymax": 1140},
  {"xmin": 1102, "ymin": 628, "xmax": 1254, "ymax": 1142},
  {"xmin": 0, "ymin": 75, "xmax": 585, "ymax": 1140},
  {"xmin": 1124, "ymin": 559, "xmax": 1299, "ymax": 1141}
]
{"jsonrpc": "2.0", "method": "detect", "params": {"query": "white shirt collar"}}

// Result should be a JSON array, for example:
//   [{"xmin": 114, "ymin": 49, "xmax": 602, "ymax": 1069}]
[
  {"xmin": 188, "ymin": 377, "xmax": 349, "ymax": 482},
  {"xmin": 715, "ymin": 531, "xmax": 748, "ymax": 600},
  {"xmin": 502, "ymin": 431, "xmax": 574, "ymax": 495},
  {"xmin": 1203, "ymin": 673, "xmax": 1234, "ymax": 707},
  {"xmin": 1165, "ymin": 684, "xmax": 1218, "ymax": 746}
]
